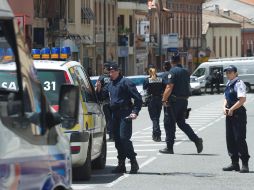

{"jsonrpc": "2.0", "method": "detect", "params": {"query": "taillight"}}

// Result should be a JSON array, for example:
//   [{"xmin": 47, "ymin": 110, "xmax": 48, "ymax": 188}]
[
  {"xmin": 71, "ymin": 146, "xmax": 81, "ymax": 154},
  {"xmin": 52, "ymin": 105, "xmax": 59, "ymax": 112},
  {"xmin": 64, "ymin": 71, "xmax": 71, "ymax": 84}
]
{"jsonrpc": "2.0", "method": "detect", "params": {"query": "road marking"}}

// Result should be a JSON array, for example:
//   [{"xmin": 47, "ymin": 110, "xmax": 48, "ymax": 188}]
[
  {"xmin": 105, "ymin": 157, "xmax": 156, "ymax": 188},
  {"xmin": 107, "ymin": 155, "xmax": 147, "ymax": 160},
  {"xmin": 108, "ymin": 149, "xmax": 157, "ymax": 153}
]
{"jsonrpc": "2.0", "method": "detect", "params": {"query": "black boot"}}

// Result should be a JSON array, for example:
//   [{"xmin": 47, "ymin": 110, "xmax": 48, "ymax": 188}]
[
  {"xmin": 129, "ymin": 158, "xmax": 139, "ymax": 174},
  {"xmin": 159, "ymin": 147, "xmax": 174, "ymax": 154},
  {"xmin": 112, "ymin": 159, "xmax": 126, "ymax": 173},
  {"xmin": 223, "ymin": 162, "xmax": 240, "ymax": 171},
  {"xmin": 240, "ymin": 163, "xmax": 249, "ymax": 173},
  {"xmin": 195, "ymin": 138, "xmax": 203, "ymax": 154}
]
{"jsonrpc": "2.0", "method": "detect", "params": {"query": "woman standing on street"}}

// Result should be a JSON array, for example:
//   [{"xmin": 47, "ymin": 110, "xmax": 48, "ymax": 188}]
[
  {"xmin": 222, "ymin": 65, "xmax": 250, "ymax": 173},
  {"xmin": 143, "ymin": 65, "xmax": 164, "ymax": 142}
]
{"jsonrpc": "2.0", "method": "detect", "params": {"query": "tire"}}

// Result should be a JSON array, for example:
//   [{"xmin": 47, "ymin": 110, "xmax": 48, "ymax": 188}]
[
  {"xmin": 73, "ymin": 141, "xmax": 92, "ymax": 181},
  {"xmin": 92, "ymin": 132, "xmax": 107, "ymax": 169},
  {"xmin": 245, "ymin": 83, "xmax": 251, "ymax": 93}
]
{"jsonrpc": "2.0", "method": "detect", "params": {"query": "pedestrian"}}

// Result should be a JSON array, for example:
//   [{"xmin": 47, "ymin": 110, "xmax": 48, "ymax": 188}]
[
  {"xmin": 95, "ymin": 63, "xmax": 143, "ymax": 174},
  {"xmin": 143, "ymin": 65, "xmax": 164, "ymax": 142},
  {"xmin": 97, "ymin": 62, "xmax": 113, "ymax": 141},
  {"xmin": 205, "ymin": 74, "xmax": 213, "ymax": 94},
  {"xmin": 215, "ymin": 70, "xmax": 222, "ymax": 94},
  {"xmin": 222, "ymin": 65, "xmax": 250, "ymax": 173},
  {"xmin": 160, "ymin": 54, "xmax": 203, "ymax": 154}
]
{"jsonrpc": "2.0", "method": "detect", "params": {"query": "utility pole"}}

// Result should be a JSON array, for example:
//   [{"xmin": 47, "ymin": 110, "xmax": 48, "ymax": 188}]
[{"xmin": 103, "ymin": 0, "xmax": 107, "ymax": 63}]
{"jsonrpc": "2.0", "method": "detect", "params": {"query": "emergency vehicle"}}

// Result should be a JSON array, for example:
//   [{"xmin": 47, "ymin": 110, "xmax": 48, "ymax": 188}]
[
  {"xmin": 0, "ymin": 0, "xmax": 79, "ymax": 189},
  {"xmin": 32, "ymin": 47, "xmax": 107, "ymax": 180}
]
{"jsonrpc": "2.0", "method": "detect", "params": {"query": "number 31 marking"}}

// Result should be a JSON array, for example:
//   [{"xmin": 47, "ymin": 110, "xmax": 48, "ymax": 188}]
[{"xmin": 44, "ymin": 81, "xmax": 56, "ymax": 91}]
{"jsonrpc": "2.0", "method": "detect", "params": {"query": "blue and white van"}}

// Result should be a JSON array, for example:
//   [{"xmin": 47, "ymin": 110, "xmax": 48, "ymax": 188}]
[{"xmin": 0, "ymin": 1, "xmax": 79, "ymax": 189}]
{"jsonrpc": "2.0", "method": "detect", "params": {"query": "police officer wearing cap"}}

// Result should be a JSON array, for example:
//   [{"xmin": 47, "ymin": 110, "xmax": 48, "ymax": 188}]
[
  {"xmin": 160, "ymin": 54, "xmax": 203, "ymax": 154},
  {"xmin": 222, "ymin": 65, "xmax": 250, "ymax": 173},
  {"xmin": 143, "ymin": 64, "xmax": 164, "ymax": 142},
  {"xmin": 96, "ymin": 63, "xmax": 142, "ymax": 174},
  {"xmin": 97, "ymin": 63, "xmax": 113, "ymax": 140}
]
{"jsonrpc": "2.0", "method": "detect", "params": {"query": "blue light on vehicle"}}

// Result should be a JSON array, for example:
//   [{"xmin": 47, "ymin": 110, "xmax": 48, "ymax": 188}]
[
  {"xmin": 60, "ymin": 47, "xmax": 71, "ymax": 59},
  {"xmin": 4, "ymin": 48, "xmax": 14, "ymax": 61},
  {"xmin": 31, "ymin": 49, "xmax": 41, "ymax": 59},
  {"xmin": 41, "ymin": 48, "xmax": 50, "ymax": 59},
  {"xmin": 51, "ymin": 47, "xmax": 60, "ymax": 59}
]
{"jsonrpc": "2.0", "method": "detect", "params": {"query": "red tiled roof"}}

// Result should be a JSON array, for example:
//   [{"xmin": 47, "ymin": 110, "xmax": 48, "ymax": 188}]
[{"xmin": 240, "ymin": 0, "xmax": 254, "ymax": 5}]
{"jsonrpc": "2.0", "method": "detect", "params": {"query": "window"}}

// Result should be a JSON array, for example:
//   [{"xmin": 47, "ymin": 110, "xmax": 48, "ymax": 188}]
[
  {"xmin": 68, "ymin": 0, "xmax": 75, "ymax": 23},
  {"xmin": 236, "ymin": 36, "xmax": 238, "ymax": 56},
  {"xmin": 219, "ymin": 36, "xmax": 222, "ymax": 57},
  {"xmin": 230, "ymin": 36, "xmax": 233, "ymax": 57},
  {"xmin": 70, "ymin": 66, "xmax": 96, "ymax": 102},
  {"xmin": 37, "ymin": 70, "xmax": 67, "ymax": 105},
  {"xmin": 225, "ymin": 36, "xmax": 227, "ymax": 57},
  {"xmin": 192, "ymin": 68, "xmax": 206, "ymax": 77},
  {"xmin": 213, "ymin": 36, "xmax": 216, "ymax": 55}
]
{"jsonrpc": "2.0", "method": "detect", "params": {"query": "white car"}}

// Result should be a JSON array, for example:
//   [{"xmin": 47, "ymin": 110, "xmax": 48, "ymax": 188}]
[
  {"xmin": 126, "ymin": 75, "xmax": 149, "ymax": 106},
  {"xmin": 34, "ymin": 59, "xmax": 106, "ymax": 181}
]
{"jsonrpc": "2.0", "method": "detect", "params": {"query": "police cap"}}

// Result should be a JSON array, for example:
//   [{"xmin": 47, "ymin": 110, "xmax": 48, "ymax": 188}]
[
  {"xmin": 224, "ymin": 65, "xmax": 237, "ymax": 73},
  {"xmin": 148, "ymin": 64, "xmax": 155, "ymax": 69},
  {"xmin": 109, "ymin": 63, "xmax": 119, "ymax": 71},
  {"xmin": 103, "ymin": 62, "xmax": 111, "ymax": 69},
  {"xmin": 171, "ymin": 54, "xmax": 180, "ymax": 63}
]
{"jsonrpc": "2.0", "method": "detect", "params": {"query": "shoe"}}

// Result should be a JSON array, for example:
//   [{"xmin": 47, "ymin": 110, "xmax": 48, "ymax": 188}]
[
  {"xmin": 240, "ymin": 164, "xmax": 249, "ymax": 173},
  {"xmin": 129, "ymin": 158, "xmax": 139, "ymax": 174},
  {"xmin": 222, "ymin": 163, "xmax": 240, "ymax": 171},
  {"xmin": 153, "ymin": 135, "xmax": 161, "ymax": 142},
  {"xmin": 159, "ymin": 147, "xmax": 174, "ymax": 154},
  {"xmin": 195, "ymin": 138, "xmax": 203, "ymax": 153},
  {"xmin": 112, "ymin": 159, "xmax": 126, "ymax": 173}
]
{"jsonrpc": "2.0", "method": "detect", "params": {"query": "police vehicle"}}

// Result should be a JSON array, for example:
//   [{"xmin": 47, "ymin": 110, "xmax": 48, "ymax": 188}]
[
  {"xmin": 192, "ymin": 57, "xmax": 254, "ymax": 92},
  {"xmin": 0, "ymin": 1, "xmax": 79, "ymax": 189},
  {"xmin": 32, "ymin": 47, "xmax": 107, "ymax": 180}
]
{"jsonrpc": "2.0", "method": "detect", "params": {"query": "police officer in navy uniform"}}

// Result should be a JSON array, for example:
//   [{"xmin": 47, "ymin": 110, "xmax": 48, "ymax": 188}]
[
  {"xmin": 160, "ymin": 54, "xmax": 203, "ymax": 154},
  {"xmin": 143, "ymin": 64, "xmax": 164, "ymax": 142},
  {"xmin": 222, "ymin": 65, "xmax": 250, "ymax": 173},
  {"xmin": 97, "ymin": 63, "xmax": 113, "ymax": 140},
  {"xmin": 96, "ymin": 63, "xmax": 142, "ymax": 174}
]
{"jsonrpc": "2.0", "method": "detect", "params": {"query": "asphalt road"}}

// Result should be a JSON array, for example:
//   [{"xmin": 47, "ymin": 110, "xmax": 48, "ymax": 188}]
[{"xmin": 72, "ymin": 93, "xmax": 254, "ymax": 190}]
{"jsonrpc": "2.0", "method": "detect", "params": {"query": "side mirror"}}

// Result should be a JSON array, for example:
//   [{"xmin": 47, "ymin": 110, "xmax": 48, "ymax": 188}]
[{"xmin": 58, "ymin": 84, "xmax": 79, "ymax": 129}]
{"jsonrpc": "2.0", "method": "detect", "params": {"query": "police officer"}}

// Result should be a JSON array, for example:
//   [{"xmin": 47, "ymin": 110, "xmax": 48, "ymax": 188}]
[
  {"xmin": 222, "ymin": 65, "xmax": 250, "ymax": 173},
  {"xmin": 143, "ymin": 65, "xmax": 164, "ymax": 142},
  {"xmin": 96, "ymin": 63, "xmax": 142, "ymax": 174},
  {"xmin": 160, "ymin": 54, "xmax": 203, "ymax": 154},
  {"xmin": 97, "ymin": 63, "xmax": 113, "ymax": 140}
]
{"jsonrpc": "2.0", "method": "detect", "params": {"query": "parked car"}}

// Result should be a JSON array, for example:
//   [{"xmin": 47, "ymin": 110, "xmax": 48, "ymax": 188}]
[
  {"xmin": 33, "ymin": 56, "xmax": 106, "ymax": 181},
  {"xmin": 190, "ymin": 76, "xmax": 202, "ymax": 95},
  {"xmin": 126, "ymin": 75, "xmax": 149, "ymax": 106},
  {"xmin": 0, "ymin": 1, "xmax": 78, "ymax": 189}
]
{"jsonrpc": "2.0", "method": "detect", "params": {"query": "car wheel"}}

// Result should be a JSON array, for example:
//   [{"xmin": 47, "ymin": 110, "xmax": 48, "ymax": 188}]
[
  {"xmin": 245, "ymin": 83, "xmax": 251, "ymax": 93},
  {"xmin": 73, "ymin": 141, "xmax": 92, "ymax": 181},
  {"xmin": 92, "ymin": 131, "xmax": 107, "ymax": 169}
]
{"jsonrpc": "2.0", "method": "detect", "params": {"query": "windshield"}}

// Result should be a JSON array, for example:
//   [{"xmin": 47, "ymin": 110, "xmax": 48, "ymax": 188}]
[
  {"xmin": 192, "ymin": 68, "xmax": 206, "ymax": 78},
  {"xmin": 37, "ymin": 70, "xmax": 67, "ymax": 105}
]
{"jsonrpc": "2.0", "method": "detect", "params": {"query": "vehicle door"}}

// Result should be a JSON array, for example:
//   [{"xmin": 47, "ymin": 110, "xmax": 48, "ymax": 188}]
[
  {"xmin": 191, "ymin": 67, "xmax": 206, "ymax": 87},
  {"xmin": 71, "ymin": 66, "xmax": 104, "ymax": 155},
  {"xmin": 0, "ymin": 18, "xmax": 70, "ymax": 189}
]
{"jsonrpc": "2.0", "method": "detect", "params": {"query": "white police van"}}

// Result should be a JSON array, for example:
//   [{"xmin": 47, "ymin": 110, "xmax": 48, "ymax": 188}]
[
  {"xmin": 191, "ymin": 57, "xmax": 254, "ymax": 92},
  {"xmin": 0, "ymin": 1, "xmax": 79, "ymax": 189},
  {"xmin": 32, "ymin": 47, "xmax": 107, "ymax": 180}
]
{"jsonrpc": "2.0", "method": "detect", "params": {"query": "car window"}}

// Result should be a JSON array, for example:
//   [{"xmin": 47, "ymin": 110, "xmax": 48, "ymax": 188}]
[
  {"xmin": 37, "ymin": 70, "xmax": 67, "ymax": 105},
  {"xmin": 127, "ymin": 77, "xmax": 145, "ymax": 86},
  {"xmin": 192, "ymin": 68, "xmax": 206, "ymax": 77},
  {"xmin": 69, "ymin": 66, "xmax": 96, "ymax": 102}
]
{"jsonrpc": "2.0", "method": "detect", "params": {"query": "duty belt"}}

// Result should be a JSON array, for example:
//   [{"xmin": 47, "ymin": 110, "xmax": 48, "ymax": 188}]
[{"xmin": 171, "ymin": 95, "xmax": 189, "ymax": 100}]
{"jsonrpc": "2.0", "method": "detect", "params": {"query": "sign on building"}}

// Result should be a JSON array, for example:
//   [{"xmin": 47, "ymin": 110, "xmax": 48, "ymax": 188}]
[
  {"xmin": 139, "ymin": 21, "xmax": 150, "ymax": 35},
  {"xmin": 168, "ymin": 33, "xmax": 179, "ymax": 48}
]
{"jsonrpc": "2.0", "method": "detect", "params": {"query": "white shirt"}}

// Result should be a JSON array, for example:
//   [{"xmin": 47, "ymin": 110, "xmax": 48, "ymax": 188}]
[{"xmin": 226, "ymin": 77, "xmax": 246, "ymax": 98}]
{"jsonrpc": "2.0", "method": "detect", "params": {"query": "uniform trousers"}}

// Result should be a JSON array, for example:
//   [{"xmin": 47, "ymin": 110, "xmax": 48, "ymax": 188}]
[
  {"xmin": 148, "ymin": 96, "xmax": 162, "ymax": 137},
  {"xmin": 226, "ymin": 107, "xmax": 250, "ymax": 163},
  {"xmin": 112, "ymin": 108, "xmax": 137, "ymax": 160},
  {"xmin": 164, "ymin": 99, "xmax": 199, "ymax": 148}
]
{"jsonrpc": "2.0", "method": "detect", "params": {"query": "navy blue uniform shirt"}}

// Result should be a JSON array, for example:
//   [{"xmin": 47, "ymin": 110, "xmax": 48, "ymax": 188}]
[
  {"xmin": 103, "ymin": 75, "xmax": 142, "ymax": 115},
  {"xmin": 164, "ymin": 66, "xmax": 191, "ymax": 97},
  {"xmin": 143, "ymin": 76, "xmax": 164, "ymax": 97},
  {"xmin": 98, "ymin": 74, "xmax": 110, "ymax": 101}
]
